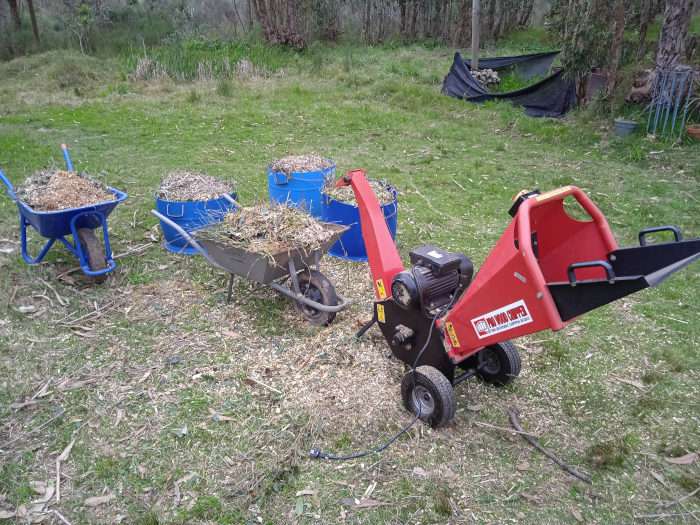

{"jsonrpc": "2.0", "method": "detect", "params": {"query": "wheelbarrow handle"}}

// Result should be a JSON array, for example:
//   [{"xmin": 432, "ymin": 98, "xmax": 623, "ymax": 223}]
[
  {"xmin": 151, "ymin": 209, "xmax": 229, "ymax": 272},
  {"xmin": 567, "ymin": 260, "xmax": 616, "ymax": 286},
  {"xmin": 61, "ymin": 144, "xmax": 74, "ymax": 172},
  {"xmin": 221, "ymin": 193, "xmax": 240, "ymax": 207},
  {"xmin": 151, "ymin": 209, "xmax": 205, "ymax": 254},
  {"xmin": 639, "ymin": 225, "xmax": 682, "ymax": 246},
  {"xmin": 0, "ymin": 169, "xmax": 17, "ymax": 202}
]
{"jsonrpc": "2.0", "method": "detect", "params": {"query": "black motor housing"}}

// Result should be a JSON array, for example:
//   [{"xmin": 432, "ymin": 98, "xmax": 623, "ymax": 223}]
[{"xmin": 391, "ymin": 245, "xmax": 473, "ymax": 315}]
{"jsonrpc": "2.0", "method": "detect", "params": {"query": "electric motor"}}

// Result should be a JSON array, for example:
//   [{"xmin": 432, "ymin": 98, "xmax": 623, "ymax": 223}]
[{"xmin": 391, "ymin": 245, "xmax": 473, "ymax": 314}]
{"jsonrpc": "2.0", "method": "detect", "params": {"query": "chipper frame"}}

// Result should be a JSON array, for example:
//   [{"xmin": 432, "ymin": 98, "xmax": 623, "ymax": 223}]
[{"xmin": 337, "ymin": 170, "xmax": 700, "ymax": 427}]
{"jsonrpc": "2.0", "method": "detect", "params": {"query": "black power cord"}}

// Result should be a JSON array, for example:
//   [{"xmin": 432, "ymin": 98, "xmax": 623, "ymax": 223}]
[{"xmin": 310, "ymin": 294, "xmax": 458, "ymax": 461}]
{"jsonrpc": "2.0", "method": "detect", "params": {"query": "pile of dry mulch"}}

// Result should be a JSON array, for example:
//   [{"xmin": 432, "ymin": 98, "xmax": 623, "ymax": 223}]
[
  {"xmin": 269, "ymin": 154, "xmax": 333, "ymax": 175},
  {"xmin": 158, "ymin": 170, "xmax": 232, "ymax": 201},
  {"xmin": 18, "ymin": 170, "xmax": 114, "ymax": 212},
  {"xmin": 324, "ymin": 178, "xmax": 395, "ymax": 206},
  {"xmin": 198, "ymin": 203, "xmax": 337, "ymax": 254}
]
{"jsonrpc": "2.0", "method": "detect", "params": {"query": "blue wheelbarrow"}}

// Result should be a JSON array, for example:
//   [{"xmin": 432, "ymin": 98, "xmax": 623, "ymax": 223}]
[{"xmin": 0, "ymin": 144, "xmax": 128, "ymax": 280}]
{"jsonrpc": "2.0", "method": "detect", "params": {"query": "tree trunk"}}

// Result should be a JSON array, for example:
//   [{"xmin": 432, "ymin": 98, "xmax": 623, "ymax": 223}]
[
  {"xmin": 27, "ymin": 0, "xmax": 39, "ymax": 44},
  {"xmin": 637, "ymin": 0, "xmax": 652, "ymax": 59},
  {"xmin": 607, "ymin": 0, "xmax": 625, "ymax": 96},
  {"xmin": 656, "ymin": 0, "xmax": 693, "ymax": 69},
  {"xmin": 7, "ymin": 0, "xmax": 20, "ymax": 29}
]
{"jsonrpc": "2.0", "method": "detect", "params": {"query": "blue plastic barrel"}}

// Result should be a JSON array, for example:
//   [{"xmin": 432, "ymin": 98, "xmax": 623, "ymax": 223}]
[
  {"xmin": 322, "ymin": 184, "xmax": 398, "ymax": 262},
  {"xmin": 267, "ymin": 163, "xmax": 335, "ymax": 218},
  {"xmin": 155, "ymin": 193, "xmax": 237, "ymax": 255}
]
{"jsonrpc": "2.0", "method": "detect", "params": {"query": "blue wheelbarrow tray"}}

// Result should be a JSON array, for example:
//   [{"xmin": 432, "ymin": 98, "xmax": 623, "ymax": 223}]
[{"xmin": 11, "ymin": 183, "xmax": 127, "ymax": 277}]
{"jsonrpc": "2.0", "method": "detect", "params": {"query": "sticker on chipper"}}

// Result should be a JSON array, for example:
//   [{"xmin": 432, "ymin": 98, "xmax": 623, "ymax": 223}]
[
  {"xmin": 471, "ymin": 300, "xmax": 533, "ymax": 339},
  {"xmin": 375, "ymin": 279, "xmax": 387, "ymax": 299},
  {"xmin": 445, "ymin": 321, "xmax": 460, "ymax": 348},
  {"xmin": 376, "ymin": 303, "xmax": 386, "ymax": 323}
]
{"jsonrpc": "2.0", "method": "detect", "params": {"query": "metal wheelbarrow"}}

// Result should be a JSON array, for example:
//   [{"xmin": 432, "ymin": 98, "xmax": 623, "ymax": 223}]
[
  {"xmin": 152, "ymin": 203, "xmax": 351, "ymax": 325},
  {"xmin": 0, "ymin": 145, "xmax": 128, "ymax": 280}
]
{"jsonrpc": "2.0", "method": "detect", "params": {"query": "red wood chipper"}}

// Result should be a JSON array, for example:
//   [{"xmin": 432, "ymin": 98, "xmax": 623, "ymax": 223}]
[{"xmin": 339, "ymin": 170, "xmax": 700, "ymax": 427}]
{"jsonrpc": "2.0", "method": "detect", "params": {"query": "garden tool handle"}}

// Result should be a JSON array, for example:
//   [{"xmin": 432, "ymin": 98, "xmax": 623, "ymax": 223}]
[
  {"xmin": 61, "ymin": 144, "xmax": 74, "ymax": 172},
  {"xmin": 0, "ymin": 169, "xmax": 17, "ymax": 202},
  {"xmin": 567, "ymin": 260, "xmax": 615, "ymax": 285},
  {"xmin": 638, "ymin": 225, "xmax": 682, "ymax": 246}
]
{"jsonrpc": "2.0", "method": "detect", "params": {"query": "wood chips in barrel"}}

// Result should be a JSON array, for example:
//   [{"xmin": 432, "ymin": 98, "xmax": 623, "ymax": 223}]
[
  {"xmin": 269, "ymin": 154, "xmax": 333, "ymax": 175},
  {"xmin": 158, "ymin": 170, "xmax": 232, "ymax": 201},
  {"xmin": 323, "ymin": 178, "xmax": 395, "ymax": 206}
]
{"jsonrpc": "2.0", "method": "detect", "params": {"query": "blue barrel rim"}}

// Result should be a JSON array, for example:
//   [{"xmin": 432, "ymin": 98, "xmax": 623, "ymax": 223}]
[
  {"xmin": 322, "ymin": 181, "xmax": 398, "ymax": 262},
  {"xmin": 267, "ymin": 160, "xmax": 336, "ymax": 183},
  {"xmin": 322, "ymin": 181, "xmax": 398, "ymax": 214}
]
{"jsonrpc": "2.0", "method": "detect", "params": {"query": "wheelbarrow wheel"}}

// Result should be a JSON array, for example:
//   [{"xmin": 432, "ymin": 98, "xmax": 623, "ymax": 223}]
[
  {"xmin": 401, "ymin": 365, "xmax": 455, "ymax": 428},
  {"xmin": 77, "ymin": 228, "xmax": 108, "ymax": 283},
  {"xmin": 476, "ymin": 341, "xmax": 521, "ymax": 386},
  {"xmin": 294, "ymin": 269, "xmax": 338, "ymax": 326}
]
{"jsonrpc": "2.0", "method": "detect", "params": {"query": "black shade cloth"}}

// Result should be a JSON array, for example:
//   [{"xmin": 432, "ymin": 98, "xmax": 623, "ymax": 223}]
[
  {"xmin": 464, "ymin": 50, "xmax": 560, "ymax": 79},
  {"xmin": 442, "ymin": 52, "xmax": 577, "ymax": 118}
]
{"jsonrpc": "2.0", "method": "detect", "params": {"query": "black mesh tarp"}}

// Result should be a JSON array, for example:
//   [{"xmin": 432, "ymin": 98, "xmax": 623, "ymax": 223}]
[
  {"xmin": 442, "ymin": 52, "xmax": 577, "ymax": 118},
  {"xmin": 463, "ymin": 50, "xmax": 560, "ymax": 79}
]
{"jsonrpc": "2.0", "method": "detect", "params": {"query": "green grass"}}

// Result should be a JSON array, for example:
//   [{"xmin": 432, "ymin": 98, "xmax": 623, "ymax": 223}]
[{"xmin": 0, "ymin": 42, "xmax": 698, "ymax": 524}]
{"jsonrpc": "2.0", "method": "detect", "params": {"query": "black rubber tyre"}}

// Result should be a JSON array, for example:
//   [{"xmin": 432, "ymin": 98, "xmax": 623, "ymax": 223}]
[
  {"xmin": 400, "ymin": 365, "xmax": 456, "ymax": 428},
  {"xmin": 76, "ymin": 228, "xmax": 108, "ymax": 283},
  {"xmin": 476, "ymin": 340, "xmax": 521, "ymax": 386},
  {"xmin": 294, "ymin": 269, "xmax": 338, "ymax": 326}
]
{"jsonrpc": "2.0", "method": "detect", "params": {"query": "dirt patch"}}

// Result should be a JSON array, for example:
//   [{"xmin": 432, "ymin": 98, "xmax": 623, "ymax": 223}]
[
  {"xmin": 324, "ymin": 178, "xmax": 395, "ymax": 206},
  {"xmin": 198, "ymin": 203, "xmax": 338, "ymax": 254},
  {"xmin": 18, "ymin": 170, "xmax": 114, "ymax": 211},
  {"xmin": 158, "ymin": 170, "xmax": 233, "ymax": 201},
  {"xmin": 269, "ymin": 154, "xmax": 333, "ymax": 175}
]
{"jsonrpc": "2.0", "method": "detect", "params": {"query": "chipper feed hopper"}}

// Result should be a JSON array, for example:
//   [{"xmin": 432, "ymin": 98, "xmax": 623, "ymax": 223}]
[{"xmin": 338, "ymin": 171, "xmax": 700, "ymax": 427}]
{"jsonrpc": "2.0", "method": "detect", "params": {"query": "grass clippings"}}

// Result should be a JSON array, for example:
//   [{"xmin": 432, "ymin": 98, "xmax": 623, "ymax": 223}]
[
  {"xmin": 199, "ymin": 203, "xmax": 337, "ymax": 254},
  {"xmin": 17, "ymin": 169, "xmax": 114, "ymax": 211},
  {"xmin": 158, "ymin": 170, "xmax": 232, "ymax": 201},
  {"xmin": 324, "ymin": 178, "xmax": 395, "ymax": 206},
  {"xmin": 269, "ymin": 154, "xmax": 333, "ymax": 175}
]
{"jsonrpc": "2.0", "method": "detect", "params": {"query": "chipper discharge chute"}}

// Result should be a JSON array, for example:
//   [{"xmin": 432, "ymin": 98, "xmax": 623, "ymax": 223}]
[{"xmin": 339, "ymin": 172, "xmax": 699, "ymax": 427}]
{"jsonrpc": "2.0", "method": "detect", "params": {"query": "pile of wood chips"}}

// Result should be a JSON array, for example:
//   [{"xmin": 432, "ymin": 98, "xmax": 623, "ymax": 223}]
[
  {"xmin": 158, "ymin": 170, "xmax": 232, "ymax": 201},
  {"xmin": 18, "ymin": 170, "xmax": 114, "ymax": 212},
  {"xmin": 198, "ymin": 203, "xmax": 337, "ymax": 255},
  {"xmin": 270, "ymin": 154, "xmax": 333, "ymax": 175}
]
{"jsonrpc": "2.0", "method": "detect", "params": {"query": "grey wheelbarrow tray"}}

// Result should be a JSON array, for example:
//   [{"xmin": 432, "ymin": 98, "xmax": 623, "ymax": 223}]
[{"xmin": 151, "ymin": 207, "xmax": 351, "ymax": 320}]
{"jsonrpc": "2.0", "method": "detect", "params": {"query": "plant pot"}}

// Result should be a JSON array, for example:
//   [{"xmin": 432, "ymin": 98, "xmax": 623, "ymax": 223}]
[
  {"xmin": 686, "ymin": 125, "xmax": 700, "ymax": 140},
  {"xmin": 613, "ymin": 118, "xmax": 639, "ymax": 137}
]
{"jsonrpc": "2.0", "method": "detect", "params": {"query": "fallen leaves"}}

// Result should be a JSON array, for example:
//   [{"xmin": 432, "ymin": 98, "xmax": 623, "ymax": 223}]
[
  {"xmin": 56, "ymin": 439, "xmax": 75, "ymax": 502},
  {"xmin": 665, "ymin": 452, "xmax": 698, "ymax": 465},
  {"xmin": 340, "ymin": 497, "xmax": 388, "ymax": 509},
  {"xmin": 84, "ymin": 493, "xmax": 116, "ymax": 507}
]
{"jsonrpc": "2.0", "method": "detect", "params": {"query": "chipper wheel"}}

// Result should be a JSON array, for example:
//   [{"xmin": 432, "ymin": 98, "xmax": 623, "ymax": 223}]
[
  {"xmin": 294, "ymin": 269, "xmax": 338, "ymax": 326},
  {"xmin": 476, "ymin": 341, "xmax": 521, "ymax": 386},
  {"xmin": 401, "ymin": 366, "xmax": 456, "ymax": 428},
  {"xmin": 77, "ymin": 228, "xmax": 108, "ymax": 283}
]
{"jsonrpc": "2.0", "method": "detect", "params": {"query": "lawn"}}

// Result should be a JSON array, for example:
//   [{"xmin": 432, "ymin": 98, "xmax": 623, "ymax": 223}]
[{"xmin": 0, "ymin": 42, "xmax": 698, "ymax": 524}]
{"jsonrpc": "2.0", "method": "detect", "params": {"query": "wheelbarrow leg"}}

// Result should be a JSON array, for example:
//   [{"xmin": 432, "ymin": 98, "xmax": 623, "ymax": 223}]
[
  {"xmin": 226, "ymin": 274, "xmax": 235, "ymax": 304},
  {"xmin": 20, "ymin": 216, "xmax": 55, "ymax": 265}
]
